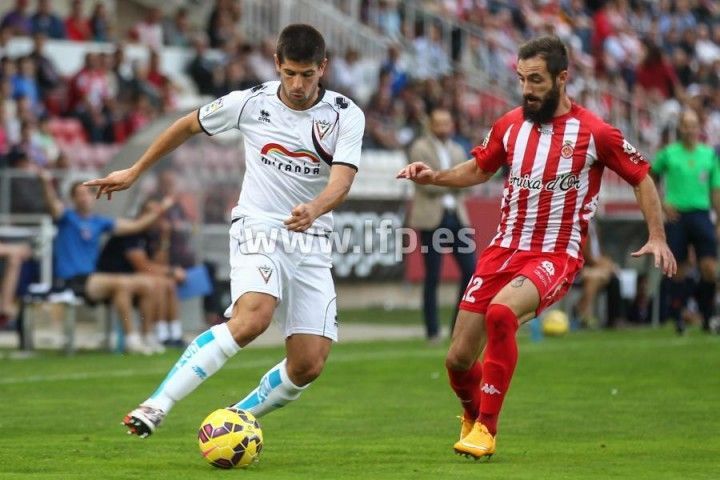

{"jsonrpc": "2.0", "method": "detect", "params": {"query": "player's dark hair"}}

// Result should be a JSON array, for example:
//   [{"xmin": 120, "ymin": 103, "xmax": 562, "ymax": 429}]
[
  {"xmin": 276, "ymin": 24, "xmax": 326, "ymax": 65},
  {"xmin": 518, "ymin": 36, "xmax": 569, "ymax": 77}
]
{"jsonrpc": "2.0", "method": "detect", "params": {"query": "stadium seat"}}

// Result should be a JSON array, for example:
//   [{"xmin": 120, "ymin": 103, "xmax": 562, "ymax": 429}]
[{"xmin": 48, "ymin": 118, "xmax": 87, "ymax": 145}]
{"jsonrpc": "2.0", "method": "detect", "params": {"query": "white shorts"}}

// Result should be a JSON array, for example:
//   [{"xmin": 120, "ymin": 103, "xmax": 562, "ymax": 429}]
[{"xmin": 224, "ymin": 217, "xmax": 338, "ymax": 341}]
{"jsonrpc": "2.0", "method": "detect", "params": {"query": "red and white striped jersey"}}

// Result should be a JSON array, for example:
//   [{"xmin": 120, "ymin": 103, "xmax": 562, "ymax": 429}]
[{"xmin": 472, "ymin": 103, "xmax": 649, "ymax": 259}]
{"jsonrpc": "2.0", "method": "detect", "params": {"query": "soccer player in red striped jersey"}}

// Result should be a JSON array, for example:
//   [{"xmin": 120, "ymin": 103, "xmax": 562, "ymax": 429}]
[{"xmin": 397, "ymin": 36, "xmax": 676, "ymax": 459}]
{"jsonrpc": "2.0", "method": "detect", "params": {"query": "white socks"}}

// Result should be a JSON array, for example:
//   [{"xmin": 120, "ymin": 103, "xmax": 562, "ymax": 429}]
[
  {"xmin": 156, "ymin": 320, "xmax": 182, "ymax": 343},
  {"xmin": 169, "ymin": 319, "xmax": 183, "ymax": 341},
  {"xmin": 231, "ymin": 358, "xmax": 308, "ymax": 418},
  {"xmin": 156, "ymin": 321, "xmax": 169, "ymax": 343},
  {"xmin": 145, "ymin": 323, "xmax": 240, "ymax": 413}
]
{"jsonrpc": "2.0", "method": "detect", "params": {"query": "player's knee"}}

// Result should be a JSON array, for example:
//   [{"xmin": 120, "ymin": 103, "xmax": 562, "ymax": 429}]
[
  {"xmin": 485, "ymin": 303, "xmax": 519, "ymax": 340},
  {"xmin": 445, "ymin": 346, "xmax": 474, "ymax": 371},
  {"xmin": 287, "ymin": 357, "xmax": 325, "ymax": 386},
  {"xmin": 699, "ymin": 259, "xmax": 717, "ymax": 281},
  {"xmin": 226, "ymin": 316, "xmax": 267, "ymax": 345}
]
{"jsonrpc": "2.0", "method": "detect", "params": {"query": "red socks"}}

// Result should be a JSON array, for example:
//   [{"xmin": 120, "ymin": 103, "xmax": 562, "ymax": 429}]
[
  {"xmin": 479, "ymin": 303, "xmax": 519, "ymax": 435},
  {"xmin": 447, "ymin": 360, "xmax": 483, "ymax": 420}
]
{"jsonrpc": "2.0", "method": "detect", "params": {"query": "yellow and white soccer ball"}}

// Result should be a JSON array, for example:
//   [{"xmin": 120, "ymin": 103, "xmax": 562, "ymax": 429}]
[
  {"xmin": 197, "ymin": 408, "xmax": 263, "ymax": 469},
  {"xmin": 542, "ymin": 309, "xmax": 570, "ymax": 336}
]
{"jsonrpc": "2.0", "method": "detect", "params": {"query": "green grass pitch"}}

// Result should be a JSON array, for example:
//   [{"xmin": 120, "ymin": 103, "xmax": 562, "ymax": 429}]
[{"xmin": 0, "ymin": 318, "xmax": 718, "ymax": 479}]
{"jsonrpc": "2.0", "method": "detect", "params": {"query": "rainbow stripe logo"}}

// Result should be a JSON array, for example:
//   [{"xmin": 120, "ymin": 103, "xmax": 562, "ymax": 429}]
[{"xmin": 260, "ymin": 143, "xmax": 320, "ymax": 164}]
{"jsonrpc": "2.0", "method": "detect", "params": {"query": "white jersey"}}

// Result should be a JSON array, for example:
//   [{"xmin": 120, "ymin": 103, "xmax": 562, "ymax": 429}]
[{"xmin": 198, "ymin": 81, "xmax": 365, "ymax": 233}]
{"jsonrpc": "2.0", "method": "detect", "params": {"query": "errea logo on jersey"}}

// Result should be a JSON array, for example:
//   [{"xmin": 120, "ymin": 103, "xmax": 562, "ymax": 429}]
[{"xmin": 258, "ymin": 109, "xmax": 271, "ymax": 123}]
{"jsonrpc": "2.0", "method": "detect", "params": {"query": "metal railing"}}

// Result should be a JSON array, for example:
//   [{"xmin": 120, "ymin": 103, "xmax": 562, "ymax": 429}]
[{"xmin": 0, "ymin": 213, "xmax": 54, "ymax": 286}]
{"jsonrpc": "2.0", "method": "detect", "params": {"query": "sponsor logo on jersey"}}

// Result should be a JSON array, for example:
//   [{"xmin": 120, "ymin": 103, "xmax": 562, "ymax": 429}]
[
  {"xmin": 508, "ymin": 173, "xmax": 581, "ymax": 192},
  {"xmin": 199, "ymin": 98, "xmax": 223, "ymax": 119},
  {"xmin": 537, "ymin": 124, "xmax": 553, "ymax": 135},
  {"xmin": 540, "ymin": 260, "xmax": 555, "ymax": 276},
  {"xmin": 259, "ymin": 143, "xmax": 323, "ymax": 176},
  {"xmin": 260, "ymin": 143, "xmax": 320, "ymax": 164},
  {"xmin": 258, "ymin": 109, "xmax": 271, "ymax": 123},
  {"xmin": 622, "ymin": 139, "xmax": 637, "ymax": 154},
  {"xmin": 561, "ymin": 140, "xmax": 574, "ymax": 159},
  {"xmin": 622, "ymin": 139, "xmax": 645, "ymax": 164},
  {"xmin": 258, "ymin": 265, "xmax": 273, "ymax": 284}
]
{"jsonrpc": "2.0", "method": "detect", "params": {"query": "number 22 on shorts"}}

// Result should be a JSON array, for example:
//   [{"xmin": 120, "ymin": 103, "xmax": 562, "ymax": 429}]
[{"xmin": 462, "ymin": 276, "xmax": 483, "ymax": 303}]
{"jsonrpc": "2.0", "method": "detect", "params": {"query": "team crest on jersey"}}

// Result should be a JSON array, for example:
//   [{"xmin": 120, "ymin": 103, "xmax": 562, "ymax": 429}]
[
  {"xmin": 258, "ymin": 265, "xmax": 273, "ymax": 284},
  {"xmin": 199, "ymin": 98, "xmax": 223, "ymax": 119},
  {"xmin": 314, "ymin": 119, "xmax": 333, "ymax": 139},
  {"xmin": 561, "ymin": 140, "xmax": 574, "ymax": 159}
]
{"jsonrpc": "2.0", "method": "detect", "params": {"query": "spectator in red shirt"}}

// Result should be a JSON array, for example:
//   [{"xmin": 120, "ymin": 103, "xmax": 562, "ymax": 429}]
[
  {"xmin": 65, "ymin": 0, "xmax": 91, "ymax": 42},
  {"xmin": 635, "ymin": 38, "xmax": 683, "ymax": 100},
  {"xmin": 146, "ymin": 50, "xmax": 167, "ymax": 89}
]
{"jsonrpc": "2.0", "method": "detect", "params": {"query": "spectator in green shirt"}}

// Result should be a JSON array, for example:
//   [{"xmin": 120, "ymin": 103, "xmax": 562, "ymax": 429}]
[{"xmin": 652, "ymin": 109, "xmax": 720, "ymax": 334}]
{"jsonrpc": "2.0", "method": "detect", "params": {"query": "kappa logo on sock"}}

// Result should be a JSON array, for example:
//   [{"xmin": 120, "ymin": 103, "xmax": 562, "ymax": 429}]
[
  {"xmin": 192, "ymin": 365, "xmax": 208, "ymax": 379},
  {"xmin": 481, "ymin": 383, "xmax": 502, "ymax": 395},
  {"xmin": 258, "ymin": 265, "xmax": 273, "ymax": 284}
]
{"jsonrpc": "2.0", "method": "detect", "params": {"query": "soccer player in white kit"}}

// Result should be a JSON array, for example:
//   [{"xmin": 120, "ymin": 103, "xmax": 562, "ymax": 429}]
[{"xmin": 85, "ymin": 24, "xmax": 365, "ymax": 437}]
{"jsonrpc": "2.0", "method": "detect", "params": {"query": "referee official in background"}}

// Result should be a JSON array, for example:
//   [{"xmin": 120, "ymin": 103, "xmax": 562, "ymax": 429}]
[{"xmin": 652, "ymin": 109, "xmax": 720, "ymax": 334}]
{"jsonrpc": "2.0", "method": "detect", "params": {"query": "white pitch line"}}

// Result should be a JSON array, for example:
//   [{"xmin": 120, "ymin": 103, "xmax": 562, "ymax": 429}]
[{"xmin": 1, "ymin": 334, "xmax": 716, "ymax": 386}]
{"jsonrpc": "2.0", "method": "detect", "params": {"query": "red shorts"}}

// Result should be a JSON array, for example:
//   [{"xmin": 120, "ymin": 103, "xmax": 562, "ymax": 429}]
[{"xmin": 458, "ymin": 245, "xmax": 583, "ymax": 316}]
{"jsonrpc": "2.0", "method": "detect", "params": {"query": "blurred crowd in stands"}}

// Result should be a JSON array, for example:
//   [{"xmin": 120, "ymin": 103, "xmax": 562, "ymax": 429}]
[
  {"xmin": 0, "ymin": 0, "xmax": 717, "ymax": 176},
  {"xmin": 354, "ymin": 0, "xmax": 720, "ymax": 154}
]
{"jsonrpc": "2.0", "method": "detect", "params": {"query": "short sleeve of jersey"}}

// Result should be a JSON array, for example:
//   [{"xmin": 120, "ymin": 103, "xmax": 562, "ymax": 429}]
[
  {"xmin": 197, "ymin": 90, "xmax": 252, "ymax": 136},
  {"xmin": 56, "ymin": 209, "xmax": 70, "ymax": 225},
  {"xmin": 99, "ymin": 215, "xmax": 115, "ymax": 233},
  {"xmin": 471, "ymin": 120, "xmax": 506, "ymax": 174},
  {"xmin": 122, "ymin": 234, "xmax": 145, "ymax": 252},
  {"xmin": 332, "ymin": 104, "xmax": 365, "ymax": 171},
  {"xmin": 651, "ymin": 147, "xmax": 668, "ymax": 176},
  {"xmin": 595, "ymin": 124, "xmax": 650, "ymax": 186}
]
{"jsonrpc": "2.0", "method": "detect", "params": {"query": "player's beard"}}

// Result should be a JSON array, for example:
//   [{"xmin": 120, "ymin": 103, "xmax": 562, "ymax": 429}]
[{"xmin": 522, "ymin": 79, "xmax": 561, "ymax": 124}]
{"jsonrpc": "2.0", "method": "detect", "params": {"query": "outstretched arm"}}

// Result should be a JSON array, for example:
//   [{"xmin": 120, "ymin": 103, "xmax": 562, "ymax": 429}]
[
  {"xmin": 396, "ymin": 159, "xmax": 494, "ymax": 188},
  {"xmin": 114, "ymin": 197, "xmax": 174, "ymax": 236},
  {"xmin": 630, "ymin": 175, "xmax": 676, "ymax": 277},
  {"xmin": 84, "ymin": 111, "xmax": 203, "ymax": 199},
  {"xmin": 38, "ymin": 171, "xmax": 65, "ymax": 220},
  {"xmin": 284, "ymin": 164, "xmax": 356, "ymax": 232}
]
